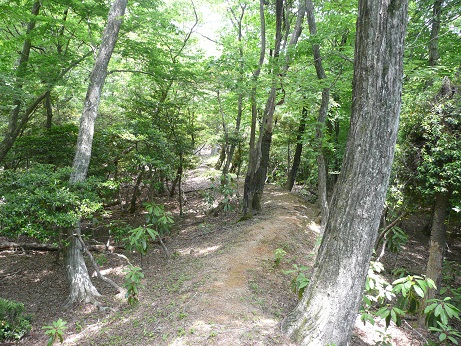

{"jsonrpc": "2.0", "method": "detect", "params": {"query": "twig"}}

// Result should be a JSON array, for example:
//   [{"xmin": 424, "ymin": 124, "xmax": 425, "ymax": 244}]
[
  {"xmin": 403, "ymin": 320, "xmax": 428, "ymax": 345},
  {"xmin": 158, "ymin": 237, "xmax": 170, "ymax": 260}
]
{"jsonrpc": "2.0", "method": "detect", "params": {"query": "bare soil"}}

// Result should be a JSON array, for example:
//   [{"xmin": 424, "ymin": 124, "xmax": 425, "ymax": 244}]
[{"xmin": 1, "ymin": 162, "xmax": 460, "ymax": 346}]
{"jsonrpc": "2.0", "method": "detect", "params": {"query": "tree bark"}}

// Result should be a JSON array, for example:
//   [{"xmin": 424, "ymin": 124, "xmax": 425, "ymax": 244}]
[
  {"xmin": 66, "ymin": 0, "xmax": 127, "ymax": 308},
  {"xmin": 242, "ymin": 0, "xmax": 266, "ymax": 216},
  {"xmin": 428, "ymin": 0, "xmax": 442, "ymax": 67},
  {"xmin": 282, "ymin": 0, "xmax": 408, "ymax": 344},
  {"xmin": 286, "ymin": 106, "xmax": 308, "ymax": 191},
  {"xmin": 243, "ymin": 0, "xmax": 305, "ymax": 214},
  {"xmin": 426, "ymin": 191, "xmax": 449, "ymax": 297},
  {"xmin": 306, "ymin": 0, "xmax": 330, "ymax": 232}
]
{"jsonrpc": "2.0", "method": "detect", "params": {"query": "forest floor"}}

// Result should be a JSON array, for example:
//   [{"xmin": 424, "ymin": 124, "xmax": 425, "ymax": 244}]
[{"xmin": 1, "ymin": 155, "xmax": 460, "ymax": 346}]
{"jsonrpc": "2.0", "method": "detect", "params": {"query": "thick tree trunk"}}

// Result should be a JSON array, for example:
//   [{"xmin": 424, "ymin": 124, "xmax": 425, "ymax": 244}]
[
  {"xmin": 64, "ymin": 222, "xmax": 102, "ymax": 308},
  {"xmin": 66, "ymin": 0, "xmax": 127, "ymax": 307},
  {"xmin": 282, "ymin": 0, "xmax": 408, "ymax": 344}
]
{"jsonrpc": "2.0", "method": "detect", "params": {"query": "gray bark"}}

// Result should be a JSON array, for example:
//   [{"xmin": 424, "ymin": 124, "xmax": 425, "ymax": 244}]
[
  {"xmin": 282, "ymin": 0, "xmax": 408, "ymax": 344},
  {"xmin": 66, "ymin": 0, "xmax": 127, "ymax": 307}
]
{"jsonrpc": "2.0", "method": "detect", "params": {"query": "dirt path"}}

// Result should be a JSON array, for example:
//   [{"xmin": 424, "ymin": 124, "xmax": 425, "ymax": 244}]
[
  {"xmin": 1, "ymin": 163, "xmax": 434, "ymax": 345},
  {"xmin": 168, "ymin": 184, "xmax": 319, "ymax": 345}
]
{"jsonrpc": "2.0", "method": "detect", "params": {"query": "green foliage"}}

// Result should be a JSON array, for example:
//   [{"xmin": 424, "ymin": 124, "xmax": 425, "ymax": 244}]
[
  {"xmin": 0, "ymin": 164, "xmax": 102, "ymax": 242},
  {"xmin": 126, "ymin": 202, "xmax": 173, "ymax": 259},
  {"xmin": 392, "ymin": 275, "xmax": 436, "ymax": 316},
  {"xmin": 144, "ymin": 202, "xmax": 174, "ymax": 236},
  {"xmin": 6, "ymin": 124, "xmax": 78, "ymax": 168},
  {"xmin": 126, "ymin": 225, "xmax": 158, "ymax": 257},
  {"xmin": 363, "ymin": 261, "xmax": 394, "ymax": 306},
  {"xmin": 273, "ymin": 248, "xmax": 287, "ymax": 268},
  {"xmin": 124, "ymin": 265, "xmax": 144, "ymax": 306},
  {"xmin": 424, "ymin": 297, "xmax": 461, "ymax": 328},
  {"xmin": 362, "ymin": 263, "xmax": 460, "ymax": 344},
  {"xmin": 283, "ymin": 264, "xmax": 310, "ymax": 299},
  {"xmin": 203, "ymin": 174, "xmax": 238, "ymax": 213},
  {"xmin": 428, "ymin": 322, "xmax": 461, "ymax": 345},
  {"xmin": 0, "ymin": 299, "xmax": 31, "ymax": 342},
  {"xmin": 396, "ymin": 78, "xmax": 461, "ymax": 210},
  {"xmin": 385, "ymin": 226, "xmax": 408, "ymax": 253},
  {"xmin": 42, "ymin": 319, "xmax": 67, "ymax": 346}
]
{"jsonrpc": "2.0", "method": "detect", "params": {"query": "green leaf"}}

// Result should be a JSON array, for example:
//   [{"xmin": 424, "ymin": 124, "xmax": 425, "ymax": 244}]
[
  {"xmin": 439, "ymin": 333, "xmax": 447, "ymax": 342},
  {"xmin": 448, "ymin": 336, "xmax": 458, "ymax": 345},
  {"xmin": 413, "ymin": 285, "xmax": 425, "ymax": 298}
]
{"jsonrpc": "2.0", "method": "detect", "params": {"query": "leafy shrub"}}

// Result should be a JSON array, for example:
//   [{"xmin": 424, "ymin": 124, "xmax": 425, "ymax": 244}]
[
  {"xmin": 284, "ymin": 264, "xmax": 310, "ymax": 299},
  {"xmin": 124, "ymin": 266, "xmax": 144, "ymax": 306},
  {"xmin": 0, "ymin": 298, "xmax": 32, "ymax": 341},
  {"xmin": 0, "ymin": 164, "xmax": 102, "ymax": 242},
  {"xmin": 42, "ymin": 318, "xmax": 67, "ymax": 345}
]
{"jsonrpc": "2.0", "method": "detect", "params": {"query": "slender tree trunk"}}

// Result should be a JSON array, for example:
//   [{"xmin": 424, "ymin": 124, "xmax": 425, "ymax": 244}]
[
  {"xmin": 282, "ymin": 0, "xmax": 408, "ymax": 344},
  {"xmin": 243, "ymin": 0, "xmax": 266, "ymax": 216},
  {"xmin": 223, "ymin": 5, "xmax": 245, "ymax": 179},
  {"xmin": 45, "ymin": 90, "xmax": 53, "ymax": 129},
  {"xmin": 427, "ymin": 192, "xmax": 450, "ymax": 295},
  {"xmin": 0, "ymin": 1, "xmax": 40, "ymax": 164},
  {"xmin": 306, "ymin": 0, "xmax": 330, "ymax": 231},
  {"xmin": 243, "ymin": 0, "xmax": 305, "ymax": 214},
  {"xmin": 286, "ymin": 106, "xmax": 308, "ymax": 191},
  {"xmin": 65, "ymin": 0, "xmax": 127, "ymax": 307},
  {"xmin": 129, "ymin": 170, "xmax": 144, "ymax": 214},
  {"xmin": 428, "ymin": 0, "xmax": 442, "ymax": 67}
]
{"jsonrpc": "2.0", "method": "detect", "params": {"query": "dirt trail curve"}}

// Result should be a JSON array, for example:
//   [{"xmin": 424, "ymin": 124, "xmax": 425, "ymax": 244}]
[{"xmin": 170, "ymin": 184, "xmax": 319, "ymax": 345}]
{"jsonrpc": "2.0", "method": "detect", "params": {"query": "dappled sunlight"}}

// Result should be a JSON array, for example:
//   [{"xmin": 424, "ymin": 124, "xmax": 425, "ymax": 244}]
[
  {"xmin": 177, "ymin": 244, "xmax": 222, "ymax": 256},
  {"xmin": 94, "ymin": 265, "xmax": 126, "ymax": 277},
  {"xmin": 64, "ymin": 313, "xmax": 131, "ymax": 345},
  {"xmin": 168, "ymin": 317, "xmax": 280, "ymax": 346},
  {"xmin": 308, "ymin": 221, "xmax": 321, "ymax": 233},
  {"xmin": 354, "ymin": 316, "xmax": 415, "ymax": 345}
]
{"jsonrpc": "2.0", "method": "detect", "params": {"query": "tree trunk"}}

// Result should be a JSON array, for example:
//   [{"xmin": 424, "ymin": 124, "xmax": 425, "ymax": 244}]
[
  {"xmin": 306, "ymin": 0, "xmax": 331, "ymax": 231},
  {"xmin": 223, "ymin": 5, "xmax": 245, "ymax": 179},
  {"xmin": 129, "ymin": 170, "xmax": 144, "ymax": 214},
  {"xmin": 286, "ymin": 106, "xmax": 308, "ymax": 191},
  {"xmin": 243, "ymin": 0, "xmax": 305, "ymax": 214},
  {"xmin": 45, "ymin": 90, "xmax": 53, "ymax": 129},
  {"xmin": 426, "ymin": 191, "xmax": 449, "ymax": 297},
  {"xmin": 428, "ymin": 0, "xmax": 442, "ymax": 67},
  {"xmin": 66, "ymin": 0, "xmax": 127, "ymax": 307},
  {"xmin": 242, "ymin": 0, "xmax": 266, "ymax": 216},
  {"xmin": 0, "ymin": 1, "xmax": 40, "ymax": 164},
  {"xmin": 282, "ymin": 0, "xmax": 408, "ymax": 344}
]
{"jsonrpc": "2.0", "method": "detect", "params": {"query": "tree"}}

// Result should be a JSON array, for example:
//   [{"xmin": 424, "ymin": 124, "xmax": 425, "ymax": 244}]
[
  {"xmin": 282, "ymin": 0, "xmax": 408, "ymax": 344},
  {"xmin": 65, "ymin": 0, "xmax": 128, "ymax": 307},
  {"xmin": 243, "ymin": 0, "xmax": 305, "ymax": 214}
]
